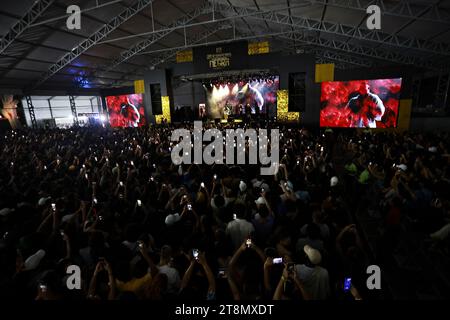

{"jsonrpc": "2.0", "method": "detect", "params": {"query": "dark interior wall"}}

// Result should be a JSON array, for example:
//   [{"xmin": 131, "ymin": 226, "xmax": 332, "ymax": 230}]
[
  {"xmin": 100, "ymin": 86, "xmax": 134, "ymax": 96},
  {"xmin": 410, "ymin": 117, "xmax": 450, "ymax": 131},
  {"xmin": 144, "ymin": 69, "xmax": 168, "ymax": 122},
  {"xmin": 172, "ymin": 82, "xmax": 205, "ymax": 109},
  {"xmin": 277, "ymin": 54, "xmax": 316, "ymax": 126}
]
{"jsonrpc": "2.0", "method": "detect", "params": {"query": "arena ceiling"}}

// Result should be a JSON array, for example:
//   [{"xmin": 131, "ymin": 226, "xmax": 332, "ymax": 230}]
[{"xmin": 0, "ymin": 0, "xmax": 449, "ymax": 93}]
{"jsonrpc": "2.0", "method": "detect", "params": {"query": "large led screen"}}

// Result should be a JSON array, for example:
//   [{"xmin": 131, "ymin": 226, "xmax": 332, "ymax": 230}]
[
  {"xmin": 320, "ymin": 78, "xmax": 402, "ymax": 128},
  {"xmin": 105, "ymin": 94, "xmax": 146, "ymax": 127},
  {"xmin": 206, "ymin": 77, "xmax": 279, "ymax": 119}
]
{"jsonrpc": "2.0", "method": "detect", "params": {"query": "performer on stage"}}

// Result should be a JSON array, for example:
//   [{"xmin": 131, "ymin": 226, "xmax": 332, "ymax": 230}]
[
  {"xmin": 1, "ymin": 95, "xmax": 21, "ymax": 129},
  {"xmin": 346, "ymin": 82, "xmax": 386, "ymax": 128},
  {"xmin": 224, "ymin": 100, "xmax": 232, "ymax": 119}
]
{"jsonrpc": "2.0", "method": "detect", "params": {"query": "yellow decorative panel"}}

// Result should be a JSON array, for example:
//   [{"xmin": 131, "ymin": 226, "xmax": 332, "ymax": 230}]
[
  {"xmin": 277, "ymin": 90, "xmax": 300, "ymax": 123},
  {"xmin": 134, "ymin": 80, "xmax": 145, "ymax": 94},
  {"xmin": 315, "ymin": 64, "xmax": 335, "ymax": 83},
  {"xmin": 277, "ymin": 90, "xmax": 289, "ymax": 114},
  {"xmin": 176, "ymin": 50, "xmax": 193, "ymax": 63},
  {"xmin": 397, "ymin": 99, "xmax": 412, "ymax": 131},
  {"xmin": 154, "ymin": 115, "xmax": 164, "ymax": 124},
  {"xmin": 155, "ymin": 96, "xmax": 171, "ymax": 124},
  {"xmin": 248, "ymin": 41, "xmax": 270, "ymax": 55}
]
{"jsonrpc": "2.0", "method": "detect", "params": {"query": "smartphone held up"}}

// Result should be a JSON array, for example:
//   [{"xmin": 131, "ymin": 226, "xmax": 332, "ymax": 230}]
[{"xmin": 273, "ymin": 257, "xmax": 283, "ymax": 264}]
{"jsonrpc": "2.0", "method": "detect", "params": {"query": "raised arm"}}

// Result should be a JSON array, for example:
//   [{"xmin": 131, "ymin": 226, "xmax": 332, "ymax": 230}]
[
  {"xmin": 164, "ymin": 186, "xmax": 180, "ymax": 211},
  {"xmin": 103, "ymin": 260, "xmax": 116, "ymax": 300},
  {"xmin": 180, "ymin": 259, "xmax": 196, "ymax": 291},
  {"xmin": 87, "ymin": 261, "xmax": 103, "ymax": 299},
  {"xmin": 138, "ymin": 241, "xmax": 159, "ymax": 277},
  {"xmin": 227, "ymin": 242, "xmax": 247, "ymax": 300},
  {"xmin": 61, "ymin": 232, "xmax": 71, "ymax": 260},
  {"xmin": 36, "ymin": 210, "xmax": 53, "ymax": 233},
  {"xmin": 292, "ymin": 268, "xmax": 311, "ymax": 300},
  {"xmin": 198, "ymin": 252, "xmax": 216, "ymax": 296},
  {"xmin": 260, "ymin": 191, "xmax": 274, "ymax": 216},
  {"xmin": 273, "ymin": 267, "xmax": 289, "ymax": 300},
  {"xmin": 229, "ymin": 242, "xmax": 246, "ymax": 273},
  {"xmin": 263, "ymin": 257, "xmax": 273, "ymax": 293}
]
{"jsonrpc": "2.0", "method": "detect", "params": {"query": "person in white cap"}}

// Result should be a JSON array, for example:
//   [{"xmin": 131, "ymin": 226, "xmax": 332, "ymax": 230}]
[
  {"xmin": 330, "ymin": 176, "xmax": 339, "ymax": 188},
  {"xmin": 237, "ymin": 180, "xmax": 252, "ymax": 207},
  {"xmin": 254, "ymin": 188, "xmax": 273, "ymax": 216},
  {"xmin": 165, "ymin": 213, "xmax": 181, "ymax": 227},
  {"xmin": 24, "ymin": 249, "xmax": 46, "ymax": 271},
  {"xmin": 294, "ymin": 245, "xmax": 330, "ymax": 300}
]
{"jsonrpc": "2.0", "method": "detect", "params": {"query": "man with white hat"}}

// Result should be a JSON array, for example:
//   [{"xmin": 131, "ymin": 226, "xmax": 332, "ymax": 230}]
[
  {"xmin": 165, "ymin": 213, "xmax": 181, "ymax": 227},
  {"xmin": 237, "ymin": 180, "xmax": 251, "ymax": 205},
  {"xmin": 294, "ymin": 245, "xmax": 330, "ymax": 300},
  {"xmin": 330, "ymin": 176, "xmax": 339, "ymax": 188}
]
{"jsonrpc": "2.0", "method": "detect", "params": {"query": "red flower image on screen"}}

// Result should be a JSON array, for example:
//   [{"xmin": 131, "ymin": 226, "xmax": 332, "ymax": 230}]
[
  {"xmin": 320, "ymin": 78, "xmax": 402, "ymax": 128},
  {"xmin": 105, "ymin": 94, "xmax": 146, "ymax": 127}
]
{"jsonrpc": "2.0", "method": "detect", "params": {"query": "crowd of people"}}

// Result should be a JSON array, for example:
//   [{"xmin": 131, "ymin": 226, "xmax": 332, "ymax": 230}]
[{"xmin": 0, "ymin": 120, "xmax": 449, "ymax": 300}]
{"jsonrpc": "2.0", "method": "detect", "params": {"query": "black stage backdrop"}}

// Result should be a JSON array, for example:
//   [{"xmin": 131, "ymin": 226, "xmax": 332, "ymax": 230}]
[{"xmin": 193, "ymin": 41, "xmax": 248, "ymax": 74}]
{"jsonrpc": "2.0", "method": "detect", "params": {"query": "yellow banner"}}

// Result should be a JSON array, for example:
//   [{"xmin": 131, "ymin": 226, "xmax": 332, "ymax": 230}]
[
  {"xmin": 134, "ymin": 80, "xmax": 145, "ymax": 94},
  {"xmin": 397, "ymin": 99, "xmax": 412, "ymax": 131},
  {"xmin": 155, "ymin": 96, "xmax": 171, "ymax": 124},
  {"xmin": 176, "ymin": 50, "xmax": 193, "ymax": 63},
  {"xmin": 315, "ymin": 64, "xmax": 335, "ymax": 83},
  {"xmin": 248, "ymin": 41, "xmax": 269, "ymax": 55}
]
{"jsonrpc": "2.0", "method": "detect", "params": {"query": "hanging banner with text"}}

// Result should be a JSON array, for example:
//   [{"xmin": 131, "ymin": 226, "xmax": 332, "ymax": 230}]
[
  {"xmin": 176, "ymin": 50, "xmax": 193, "ymax": 63},
  {"xmin": 248, "ymin": 41, "xmax": 269, "ymax": 55},
  {"xmin": 193, "ymin": 41, "xmax": 248, "ymax": 73}
]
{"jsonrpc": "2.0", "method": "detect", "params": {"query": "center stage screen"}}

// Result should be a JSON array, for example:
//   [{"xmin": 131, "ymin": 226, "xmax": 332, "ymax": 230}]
[
  {"xmin": 206, "ymin": 77, "xmax": 279, "ymax": 119},
  {"xmin": 105, "ymin": 94, "xmax": 146, "ymax": 128},
  {"xmin": 320, "ymin": 78, "xmax": 402, "ymax": 128}
]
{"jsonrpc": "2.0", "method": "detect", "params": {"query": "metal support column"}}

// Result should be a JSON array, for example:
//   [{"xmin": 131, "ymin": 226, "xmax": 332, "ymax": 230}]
[
  {"xmin": 69, "ymin": 95, "xmax": 79, "ymax": 126},
  {"xmin": 25, "ymin": 96, "xmax": 37, "ymax": 128},
  {"xmin": 97, "ymin": 97, "xmax": 103, "ymax": 115},
  {"xmin": 434, "ymin": 73, "xmax": 450, "ymax": 110},
  {"xmin": 47, "ymin": 98, "xmax": 54, "ymax": 119},
  {"xmin": 411, "ymin": 77, "xmax": 422, "ymax": 110},
  {"xmin": 89, "ymin": 97, "xmax": 95, "ymax": 113}
]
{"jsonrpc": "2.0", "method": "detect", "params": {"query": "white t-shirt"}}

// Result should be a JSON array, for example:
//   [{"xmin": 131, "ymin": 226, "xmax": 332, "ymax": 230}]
[
  {"xmin": 158, "ymin": 264, "xmax": 181, "ymax": 294},
  {"xmin": 226, "ymin": 218, "xmax": 255, "ymax": 249},
  {"xmin": 295, "ymin": 264, "xmax": 330, "ymax": 300}
]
